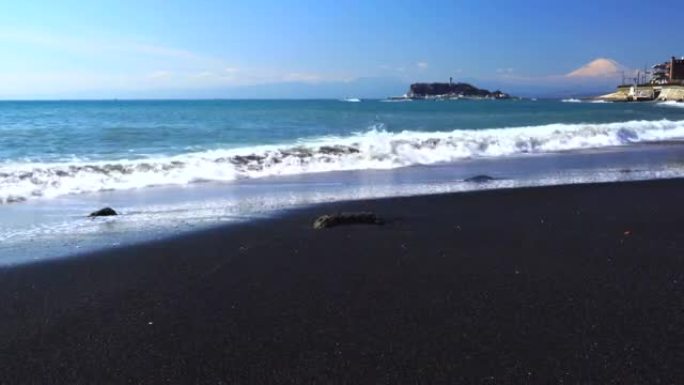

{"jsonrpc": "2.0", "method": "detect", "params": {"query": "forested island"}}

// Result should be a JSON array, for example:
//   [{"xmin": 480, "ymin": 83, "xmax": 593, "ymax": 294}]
[{"xmin": 391, "ymin": 82, "xmax": 511, "ymax": 100}]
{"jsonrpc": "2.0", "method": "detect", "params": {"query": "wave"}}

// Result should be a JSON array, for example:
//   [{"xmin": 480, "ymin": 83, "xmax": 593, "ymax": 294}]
[
  {"xmin": 562, "ymin": 98, "xmax": 611, "ymax": 104},
  {"xmin": 657, "ymin": 101, "xmax": 684, "ymax": 108},
  {"xmin": 2, "ymin": 119, "xmax": 684, "ymax": 203},
  {"xmin": 381, "ymin": 98, "xmax": 412, "ymax": 103}
]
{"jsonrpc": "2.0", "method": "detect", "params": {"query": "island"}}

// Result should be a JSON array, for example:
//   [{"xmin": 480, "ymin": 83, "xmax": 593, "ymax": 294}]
[{"xmin": 389, "ymin": 80, "xmax": 511, "ymax": 100}]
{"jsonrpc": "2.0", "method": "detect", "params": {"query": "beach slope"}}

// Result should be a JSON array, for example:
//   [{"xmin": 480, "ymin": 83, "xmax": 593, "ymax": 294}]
[{"xmin": 1, "ymin": 179, "xmax": 683, "ymax": 384}]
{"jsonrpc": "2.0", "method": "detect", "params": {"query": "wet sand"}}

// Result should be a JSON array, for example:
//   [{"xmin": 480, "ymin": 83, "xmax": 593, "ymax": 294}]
[{"xmin": 1, "ymin": 179, "xmax": 683, "ymax": 384}]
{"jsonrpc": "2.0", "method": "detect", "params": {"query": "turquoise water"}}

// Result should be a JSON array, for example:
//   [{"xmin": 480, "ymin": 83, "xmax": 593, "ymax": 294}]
[
  {"xmin": 2, "ymin": 98, "xmax": 684, "ymax": 264},
  {"xmin": 2, "ymin": 99, "xmax": 684, "ymax": 204},
  {"xmin": 1, "ymin": 99, "xmax": 683, "ymax": 162}
]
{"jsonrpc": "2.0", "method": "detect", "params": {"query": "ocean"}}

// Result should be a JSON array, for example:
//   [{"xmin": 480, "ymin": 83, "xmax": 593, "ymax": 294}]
[{"xmin": 2, "ymin": 98, "xmax": 684, "ymax": 264}]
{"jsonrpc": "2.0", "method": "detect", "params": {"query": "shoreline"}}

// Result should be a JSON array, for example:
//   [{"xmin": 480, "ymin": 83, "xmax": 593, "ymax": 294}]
[
  {"xmin": 5, "ymin": 138, "xmax": 684, "ymax": 266},
  {"xmin": 2, "ymin": 179, "xmax": 684, "ymax": 383}
]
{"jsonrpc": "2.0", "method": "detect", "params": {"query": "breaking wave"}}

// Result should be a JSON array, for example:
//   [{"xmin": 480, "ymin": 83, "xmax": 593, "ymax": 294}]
[
  {"xmin": 562, "ymin": 98, "xmax": 613, "ymax": 104},
  {"xmin": 657, "ymin": 101, "xmax": 684, "ymax": 108},
  {"xmin": 2, "ymin": 119, "xmax": 684, "ymax": 203}
]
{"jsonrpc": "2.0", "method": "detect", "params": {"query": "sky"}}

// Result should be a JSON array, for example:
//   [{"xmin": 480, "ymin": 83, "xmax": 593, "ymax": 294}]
[{"xmin": 0, "ymin": 0, "xmax": 683, "ymax": 99}]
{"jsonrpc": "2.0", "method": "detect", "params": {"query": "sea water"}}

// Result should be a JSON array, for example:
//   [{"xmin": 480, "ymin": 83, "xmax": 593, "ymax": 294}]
[{"xmin": 1, "ymin": 99, "xmax": 684, "ymax": 264}]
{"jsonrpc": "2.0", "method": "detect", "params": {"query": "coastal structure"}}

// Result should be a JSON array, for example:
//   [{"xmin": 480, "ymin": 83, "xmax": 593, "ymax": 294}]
[
  {"xmin": 650, "ymin": 56, "xmax": 684, "ymax": 85},
  {"xmin": 599, "ymin": 56, "xmax": 684, "ymax": 102}
]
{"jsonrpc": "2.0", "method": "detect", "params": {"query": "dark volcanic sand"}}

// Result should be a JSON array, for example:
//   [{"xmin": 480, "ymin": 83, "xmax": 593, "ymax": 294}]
[{"xmin": 1, "ymin": 179, "xmax": 683, "ymax": 384}]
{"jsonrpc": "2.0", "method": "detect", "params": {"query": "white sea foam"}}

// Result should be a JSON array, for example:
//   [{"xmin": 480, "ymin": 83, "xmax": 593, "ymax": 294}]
[
  {"xmin": 381, "ymin": 98, "xmax": 412, "ymax": 103},
  {"xmin": 657, "ymin": 101, "xmax": 684, "ymax": 108},
  {"xmin": 561, "ymin": 98, "xmax": 583, "ymax": 103},
  {"xmin": 5, "ymin": 164, "xmax": 684, "ymax": 266},
  {"xmin": 2, "ymin": 119, "xmax": 684, "ymax": 203}
]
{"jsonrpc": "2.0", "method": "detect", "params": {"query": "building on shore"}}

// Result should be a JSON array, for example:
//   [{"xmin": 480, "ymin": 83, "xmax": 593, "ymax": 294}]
[
  {"xmin": 650, "ymin": 57, "xmax": 684, "ymax": 85},
  {"xmin": 598, "ymin": 56, "xmax": 684, "ymax": 102}
]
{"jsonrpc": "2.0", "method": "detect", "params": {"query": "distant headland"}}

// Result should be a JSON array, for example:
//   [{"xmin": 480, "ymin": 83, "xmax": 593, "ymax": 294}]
[{"xmin": 390, "ymin": 79, "xmax": 511, "ymax": 100}]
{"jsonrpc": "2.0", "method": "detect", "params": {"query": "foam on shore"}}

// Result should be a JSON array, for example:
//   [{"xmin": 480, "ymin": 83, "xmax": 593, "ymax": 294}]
[
  {"xmin": 657, "ymin": 101, "xmax": 684, "ymax": 108},
  {"xmin": 2, "ymin": 119, "xmax": 684, "ymax": 203}
]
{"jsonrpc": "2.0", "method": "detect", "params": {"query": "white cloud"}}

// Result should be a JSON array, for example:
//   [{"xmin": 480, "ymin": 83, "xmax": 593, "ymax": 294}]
[
  {"xmin": 148, "ymin": 71, "xmax": 173, "ymax": 80},
  {"xmin": 496, "ymin": 68, "xmax": 514, "ymax": 74},
  {"xmin": 416, "ymin": 61, "xmax": 429, "ymax": 70},
  {"xmin": 0, "ymin": 28, "xmax": 349, "ymax": 97},
  {"xmin": 0, "ymin": 29, "xmax": 211, "ymax": 64},
  {"xmin": 378, "ymin": 64, "xmax": 407, "ymax": 74},
  {"xmin": 191, "ymin": 71, "xmax": 215, "ymax": 78},
  {"xmin": 282, "ymin": 72, "xmax": 323, "ymax": 83}
]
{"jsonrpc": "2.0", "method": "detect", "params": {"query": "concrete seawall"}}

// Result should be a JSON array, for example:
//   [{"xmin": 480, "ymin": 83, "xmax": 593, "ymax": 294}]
[
  {"xmin": 657, "ymin": 86, "xmax": 684, "ymax": 101},
  {"xmin": 599, "ymin": 85, "xmax": 684, "ymax": 102}
]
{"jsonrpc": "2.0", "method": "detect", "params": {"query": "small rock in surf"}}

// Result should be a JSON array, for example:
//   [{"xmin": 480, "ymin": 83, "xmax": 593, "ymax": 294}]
[
  {"xmin": 464, "ymin": 175, "xmax": 497, "ymax": 183},
  {"xmin": 89, "ymin": 207, "xmax": 118, "ymax": 217},
  {"xmin": 313, "ymin": 212, "xmax": 383, "ymax": 229}
]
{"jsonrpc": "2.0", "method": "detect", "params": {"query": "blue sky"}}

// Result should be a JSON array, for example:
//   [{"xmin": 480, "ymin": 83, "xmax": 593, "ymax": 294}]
[{"xmin": 0, "ymin": 0, "xmax": 682, "ymax": 99}]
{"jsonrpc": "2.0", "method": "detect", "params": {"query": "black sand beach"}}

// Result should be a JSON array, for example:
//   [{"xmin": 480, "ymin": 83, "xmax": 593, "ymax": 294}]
[{"xmin": 1, "ymin": 179, "xmax": 683, "ymax": 384}]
